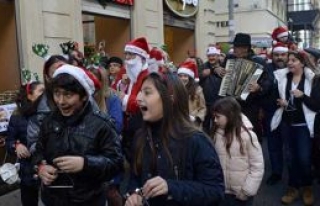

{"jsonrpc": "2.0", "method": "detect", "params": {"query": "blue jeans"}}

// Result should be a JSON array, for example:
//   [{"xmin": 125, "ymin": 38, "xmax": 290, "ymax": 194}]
[
  {"xmin": 280, "ymin": 122, "xmax": 312, "ymax": 187},
  {"xmin": 265, "ymin": 110, "xmax": 284, "ymax": 176}
]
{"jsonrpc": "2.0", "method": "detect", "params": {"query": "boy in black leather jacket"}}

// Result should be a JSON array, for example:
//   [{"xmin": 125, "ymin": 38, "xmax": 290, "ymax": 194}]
[{"xmin": 33, "ymin": 65, "xmax": 123, "ymax": 206}]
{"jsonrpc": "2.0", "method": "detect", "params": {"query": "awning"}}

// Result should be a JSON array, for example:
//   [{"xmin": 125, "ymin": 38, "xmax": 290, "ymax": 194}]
[{"xmin": 288, "ymin": 9, "xmax": 320, "ymax": 31}]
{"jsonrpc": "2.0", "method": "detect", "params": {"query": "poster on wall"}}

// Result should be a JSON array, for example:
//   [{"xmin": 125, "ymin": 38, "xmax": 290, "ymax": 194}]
[{"xmin": 0, "ymin": 103, "xmax": 16, "ymax": 133}]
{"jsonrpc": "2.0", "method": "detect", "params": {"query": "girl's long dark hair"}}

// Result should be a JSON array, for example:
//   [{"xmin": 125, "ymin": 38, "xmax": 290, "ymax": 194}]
[
  {"xmin": 15, "ymin": 81, "xmax": 43, "ymax": 117},
  {"xmin": 211, "ymin": 97, "xmax": 254, "ymax": 157},
  {"xmin": 133, "ymin": 72, "xmax": 200, "ymax": 175},
  {"xmin": 185, "ymin": 77, "xmax": 197, "ymax": 101}
]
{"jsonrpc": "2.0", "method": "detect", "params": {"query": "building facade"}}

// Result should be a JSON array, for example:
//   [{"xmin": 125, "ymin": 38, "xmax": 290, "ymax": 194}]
[
  {"xmin": 0, "ymin": 0, "xmax": 219, "ymax": 92},
  {"xmin": 288, "ymin": 0, "xmax": 320, "ymax": 48},
  {"xmin": 213, "ymin": 0, "xmax": 287, "ymax": 48}
]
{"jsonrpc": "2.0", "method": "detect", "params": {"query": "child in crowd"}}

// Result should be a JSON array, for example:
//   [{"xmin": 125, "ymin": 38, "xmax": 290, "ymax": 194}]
[
  {"xmin": 107, "ymin": 56, "xmax": 128, "ymax": 93},
  {"xmin": 125, "ymin": 72, "xmax": 224, "ymax": 206},
  {"xmin": 33, "ymin": 65, "xmax": 123, "ymax": 206},
  {"xmin": 211, "ymin": 97, "xmax": 264, "ymax": 206},
  {"xmin": 177, "ymin": 61, "xmax": 206, "ymax": 127},
  {"xmin": 6, "ymin": 81, "xmax": 45, "ymax": 206}
]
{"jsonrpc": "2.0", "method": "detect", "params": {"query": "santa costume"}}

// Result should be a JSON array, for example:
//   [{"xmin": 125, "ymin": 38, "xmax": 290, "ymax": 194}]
[
  {"xmin": 122, "ymin": 37, "xmax": 150, "ymax": 114},
  {"xmin": 271, "ymin": 26, "xmax": 297, "ymax": 51},
  {"xmin": 147, "ymin": 47, "xmax": 165, "ymax": 73}
]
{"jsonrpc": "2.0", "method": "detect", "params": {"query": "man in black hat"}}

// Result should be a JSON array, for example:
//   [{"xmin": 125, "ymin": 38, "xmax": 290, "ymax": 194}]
[
  {"xmin": 222, "ymin": 33, "xmax": 269, "ymax": 142},
  {"xmin": 304, "ymin": 47, "xmax": 320, "ymax": 73}
]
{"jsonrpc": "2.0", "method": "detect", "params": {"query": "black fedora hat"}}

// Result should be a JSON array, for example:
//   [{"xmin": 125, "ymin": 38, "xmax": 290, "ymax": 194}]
[
  {"xmin": 304, "ymin": 47, "xmax": 320, "ymax": 60},
  {"xmin": 232, "ymin": 33, "xmax": 251, "ymax": 47}
]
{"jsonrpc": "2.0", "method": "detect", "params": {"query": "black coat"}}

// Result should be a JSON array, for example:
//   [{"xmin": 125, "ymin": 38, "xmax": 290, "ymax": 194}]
[
  {"xmin": 33, "ymin": 102, "xmax": 123, "ymax": 205},
  {"xmin": 199, "ymin": 61, "xmax": 223, "ymax": 107},
  {"xmin": 128, "ymin": 122, "xmax": 225, "ymax": 206}
]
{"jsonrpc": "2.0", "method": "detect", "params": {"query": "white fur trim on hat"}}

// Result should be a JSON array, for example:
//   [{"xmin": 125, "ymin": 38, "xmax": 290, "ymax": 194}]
[
  {"xmin": 125, "ymin": 45, "xmax": 149, "ymax": 59},
  {"xmin": 178, "ymin": 68, "xmax": 195, "ymax": 79},
  {"xmin": 53, "ymin": 64, "xmax": 95, "ymax": 96},
  {"xmin": 273, "ymin": 46, "xmax": 288, "ymax": 53},
  {"xmin": 277, "ymin": 32, "xmax": 288, "ymax": 39},
  {"xmin": 207, "ymin": 47, "xmax": 221, "ymax": 55}
]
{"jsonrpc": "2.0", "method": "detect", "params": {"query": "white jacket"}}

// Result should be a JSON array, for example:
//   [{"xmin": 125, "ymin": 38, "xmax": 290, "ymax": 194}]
[
  {"xmin": 270, "ymin": 67, "xmax": 316, "ymax": 136},
  {"xmin": 213, "ymin": 128, "xmax": 264, "ymax": 200}
]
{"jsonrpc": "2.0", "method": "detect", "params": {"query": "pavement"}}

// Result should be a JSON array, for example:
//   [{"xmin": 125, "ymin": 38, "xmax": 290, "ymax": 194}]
[{"xmin": 0, "ymin": 139, "xmax": 319, "ymax": 206}]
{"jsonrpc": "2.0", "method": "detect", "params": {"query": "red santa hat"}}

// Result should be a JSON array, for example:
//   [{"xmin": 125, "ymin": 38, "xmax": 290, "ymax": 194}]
[
  {"xmin": 178, "ymin": 61, "xmax": 199, "ymax": 81},
  {"xmin": 272, "ymin": 26, "xmax": 289, "ymax": 41},
  {"xmin": 148, "ymin": 47, "xmax": 165, "ymax": 65},
  {"xmin": 206, "ymin": 46, "xmax": 221, "ymax": 56},
  {"xmin": 272, "ymin": 42, "xmax": 289, "ymax": 53},
  {"xmin": 53, "ymin": 64, "xmax": 99, "ymax": 96},
  {"xmin": 124, "ymin": 37, "xmax": 150, "ymax": 59}
]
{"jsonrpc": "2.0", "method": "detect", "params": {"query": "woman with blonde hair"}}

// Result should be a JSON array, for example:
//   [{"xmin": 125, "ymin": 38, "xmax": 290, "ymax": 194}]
[{"xmin": 88, "ymin": 66, "xmax": 123, "ymax": 134}]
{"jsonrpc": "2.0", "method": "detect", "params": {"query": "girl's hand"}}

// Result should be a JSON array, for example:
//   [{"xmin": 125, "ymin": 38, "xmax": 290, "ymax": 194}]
[
  {"xmin": 277, "ymin": 98, "xmax": 288, "ymax": 107},
  {"xmin": 291, "ymin": 89, "xmax": 304, "ymax": 98},
  {"xmin": 125, "ymin": 193, "xmax": 143, "ymax": 206},
  {"xmin": 53, "ymin": 156, "xmax": 84, "ymax": 173},
  {"xmin": 38, "ymin": 165, "xmax": 58, "ymax": 185},
  {"xmin": 142, "ymin": 176, "xmax": 168, "ymax": 199},
  {"xmin": 15, "ymin": 144, "xmax": 31, "ymax": 159}
]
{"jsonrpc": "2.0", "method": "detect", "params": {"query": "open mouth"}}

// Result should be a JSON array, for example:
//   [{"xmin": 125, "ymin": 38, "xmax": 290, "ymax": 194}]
[{"xmin": 140, "ymin": 105, "xmax": 148, "ymax": 112}]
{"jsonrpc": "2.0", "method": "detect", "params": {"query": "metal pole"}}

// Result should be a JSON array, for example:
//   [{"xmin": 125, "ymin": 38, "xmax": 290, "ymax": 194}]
[{"xmin": 228, "ymin": 0, "xmax": 235, "ymax": 42}]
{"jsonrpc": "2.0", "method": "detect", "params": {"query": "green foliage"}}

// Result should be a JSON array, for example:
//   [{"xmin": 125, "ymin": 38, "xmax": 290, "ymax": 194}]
[{"xmin": 32, "ymin": 44, "xmax": 49, "ymax": 58}]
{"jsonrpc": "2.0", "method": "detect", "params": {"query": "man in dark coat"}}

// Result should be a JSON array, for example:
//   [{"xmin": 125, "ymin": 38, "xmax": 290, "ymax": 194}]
[
  {"xmin": 263, "ymin": 42, "xmax": 289, "ymax": 185},
  {"xmin": 200, "ymin": 46, "xmax": 225, "ymax": 134},
  {"xmin": 222, "ymin": 33, "xmax": 268, "ymax": 142}
]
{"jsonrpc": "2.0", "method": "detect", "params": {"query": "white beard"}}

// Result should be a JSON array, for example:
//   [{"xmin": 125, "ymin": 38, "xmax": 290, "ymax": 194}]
[{"xmin": 125, "ymin": 56, "xmax": 143, "ymax": 83}]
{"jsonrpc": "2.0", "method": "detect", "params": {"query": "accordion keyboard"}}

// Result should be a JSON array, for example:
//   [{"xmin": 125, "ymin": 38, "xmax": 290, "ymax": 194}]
[{"xmin": 218, "ymin": 59, "xmax": 235, "ymax": 96}]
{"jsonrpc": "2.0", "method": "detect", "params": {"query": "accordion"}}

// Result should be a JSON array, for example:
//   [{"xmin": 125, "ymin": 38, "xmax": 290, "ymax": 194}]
[{"xmin": 218, "ymin": 58, "xmax": 264, "ymax": 100}]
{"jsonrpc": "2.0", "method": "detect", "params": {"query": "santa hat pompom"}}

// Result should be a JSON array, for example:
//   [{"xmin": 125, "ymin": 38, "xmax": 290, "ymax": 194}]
[{"xmin": 272, "ymin": 40, "xmax": 278, "ymax": 46}]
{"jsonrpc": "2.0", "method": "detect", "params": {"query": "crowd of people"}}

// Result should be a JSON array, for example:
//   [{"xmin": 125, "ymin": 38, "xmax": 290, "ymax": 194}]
[{"xmin": 0, "ymin": 25, "xmax": 319, "ymax": 206}]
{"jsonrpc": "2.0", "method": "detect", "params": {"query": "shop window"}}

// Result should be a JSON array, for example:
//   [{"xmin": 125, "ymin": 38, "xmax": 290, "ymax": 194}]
[{"xmin": 82, "ymin": 14, "xmax": 130, "ymax": 59}]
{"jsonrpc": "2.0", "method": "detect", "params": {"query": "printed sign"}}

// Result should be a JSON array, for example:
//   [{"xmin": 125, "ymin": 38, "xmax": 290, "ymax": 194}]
[
  {"xmin": 165, "ymin": 0, "xmax": 198, "ymax": 17},
  {"xmin": 0, "ymin": 104, "xmax": 17, "ymax": 133},
  {"xmin": 114, "ymin": 0, "xmax": 134, "ymax": 6}
]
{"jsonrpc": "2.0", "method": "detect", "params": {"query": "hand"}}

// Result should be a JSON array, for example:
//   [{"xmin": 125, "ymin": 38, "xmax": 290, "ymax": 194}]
[
  {"xmin": 142, "ymin": 176, "xmax": 168, "ymax": 199},
  {"xmin": 0, "ymin": 137, "xmax": 5, "ymax": 147},
  {"xmin": 248, "ymin": 82, "xmax": 261, "ymax": 93},
  {"xmin": 125, "ymin": 193, "xmax": 143, "ymax": 206},
  {"xmin": 214, "ymin": 67, "xmax": 226, "ymax": 77},
  {"xmin": 236, "ymin": 190, "xmax": 248, "ymax": 201},
  {"xmin": 15, "ymin": 143, "xmax": 31, "ymax": 159},
  {"xmin": 277, "ymin": 98, "xmax": 288, "ymax": 107},
  {"xmin": 122, "ymin": 74, "xmax": 129, "ymax": 84},
  {"xmin": 38, "ymin": 164, "xmax": 58, "ymax": 185},
  {"xmin": 291, "ymin": 89, "xmax": 304, "ymax": 98},
  {"xmin": 53, "ymin": 156, "xmax": 84, "ymax": 173},
  {"xmin": 0, "ymin": 110, "xmax": 7, "ymax": 122},
  {"xmin": 202, "ymin": 69, "xmax": 211, "ymax": 77}
]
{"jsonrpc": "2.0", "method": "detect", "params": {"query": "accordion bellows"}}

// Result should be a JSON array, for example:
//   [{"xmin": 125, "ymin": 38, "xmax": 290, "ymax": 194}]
[{"xmin": 219, "ymin": 59, "xmax": 264, "ymax": 100}]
